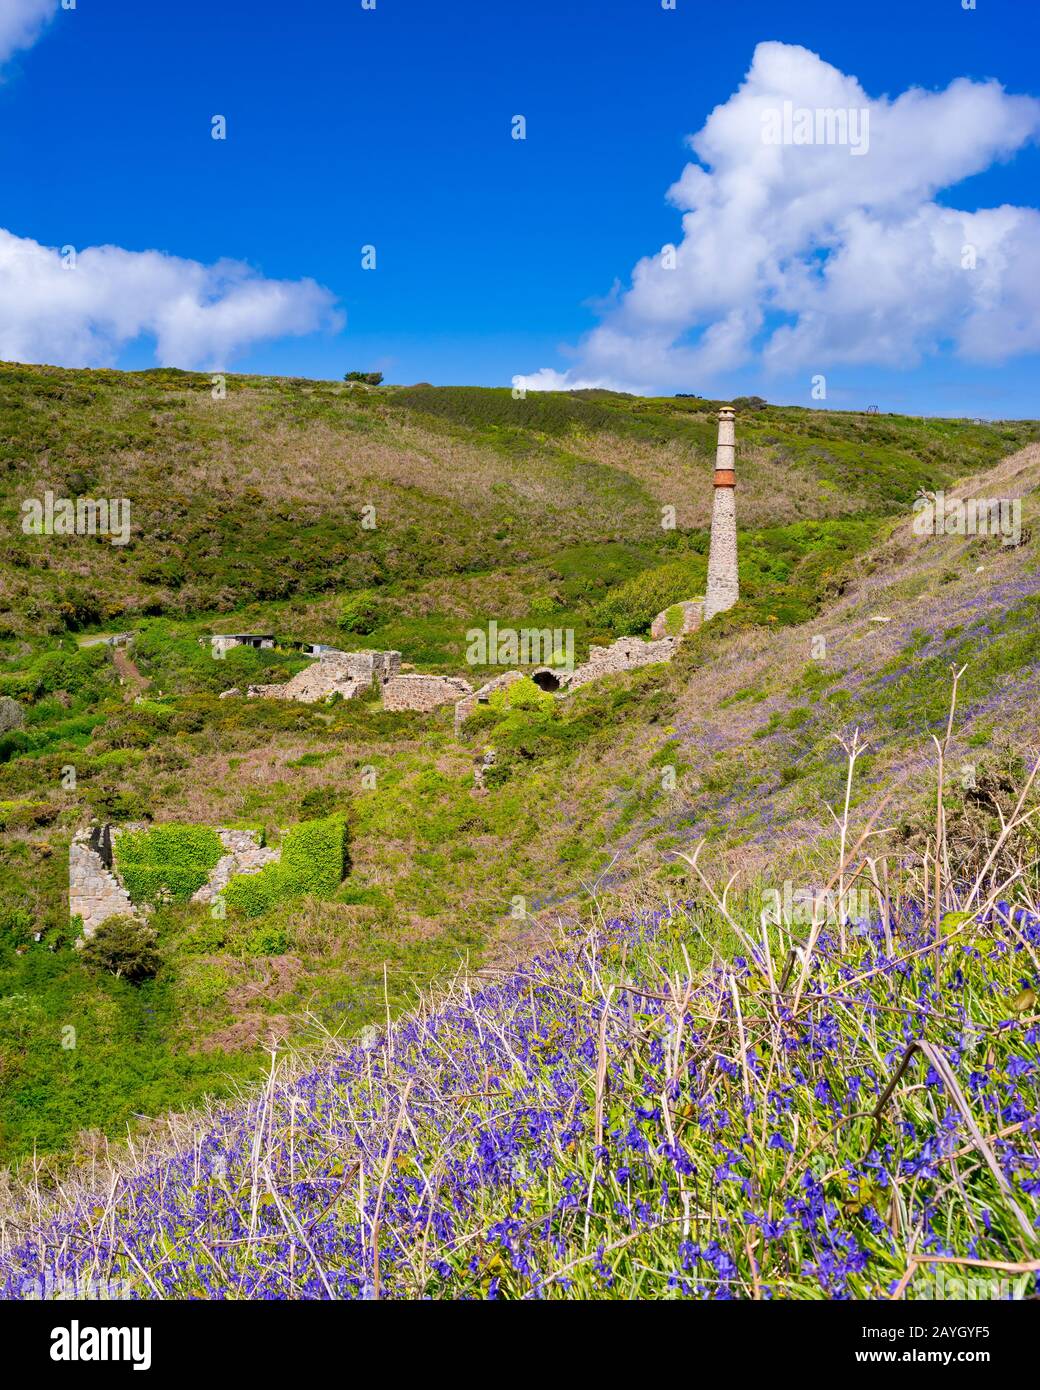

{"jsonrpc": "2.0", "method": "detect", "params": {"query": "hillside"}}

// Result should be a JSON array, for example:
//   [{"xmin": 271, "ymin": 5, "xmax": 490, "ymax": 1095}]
[
  {"xmin": 1, "ymin": 364, "xmax": 1039, "ymax": 1170},
  {"xmin": 4, "ymin": 804, "xmax": 1039, "ymax": 1300}
]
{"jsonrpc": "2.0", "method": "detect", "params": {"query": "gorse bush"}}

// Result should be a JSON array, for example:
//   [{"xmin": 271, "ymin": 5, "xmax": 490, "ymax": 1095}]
[
  {"xmin": 488, "ymin": 676, "xmax": 555, "ymax": 714},
  {"xmin": 594, "ymin": 557, "xmax": 707, "ymax": 635},
  {"xmin": 78, "ymin": 916, "xmax": 162, "ymax": 983},
  {"xmin": 223, "ymin": 814, "xmax": 348, "ymax": 919},
  {"xmin": 337, "ymin": 590, "xmax": 385, "ymax": 634},
  {"xmin": 114, "ymin": 824, "xmax": 224, "ymax": 905}
]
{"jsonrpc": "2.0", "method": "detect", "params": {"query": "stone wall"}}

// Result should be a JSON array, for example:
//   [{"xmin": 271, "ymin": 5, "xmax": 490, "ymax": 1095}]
[
  {"xmin": 454, "ymin": 670, "xmax": 524, "ymax": 728},
  {"xmin": 561, "ymin": 636, "xmax": 676, "ymax": 691},
  {"xmin": 650, "ymin": 599, "xmax": 703, "ymax": 640},
  {"xmin": 245, "ymin": 649, "xmax": 401, "ymax": 704},
  {"xmin": 69, "ymin": 829, "xmax": 137, "ymax": 940},
  {"xmin": 383, "ymin": 673, "xmax": 473, "ymax": 713},
  {"xmin": 336, "ymin": 649, "xmax": 401, "ymax": 687},
  {"xmin": 248, "ymin": 660, "xmax": 363, "ymax": 703},
  {"xmin": 191, "ymin": 829, "xmax": 279, "ymax": 905}
]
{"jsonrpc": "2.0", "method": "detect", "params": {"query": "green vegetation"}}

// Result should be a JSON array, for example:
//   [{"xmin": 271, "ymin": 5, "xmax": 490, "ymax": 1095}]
[
  {"xmin": 79, "ymin": 916, "xmax": 162, "ymax": 982},
  {"xmin": 115, "ymin": 824, "xmax": 224, "ymax": 904},
  {"xmin": 224, "ymin": 814, "xmax": 348, "ymax": 918}
]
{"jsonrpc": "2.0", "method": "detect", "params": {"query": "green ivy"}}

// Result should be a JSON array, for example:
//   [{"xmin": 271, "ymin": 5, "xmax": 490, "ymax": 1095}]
[
  {"xmin": 114, "ymin": 824, "xmax": 224, "ymax": 905},
  {"xmin": 224, "ymin": 815, "xmax": 347, "ymax": 919}
]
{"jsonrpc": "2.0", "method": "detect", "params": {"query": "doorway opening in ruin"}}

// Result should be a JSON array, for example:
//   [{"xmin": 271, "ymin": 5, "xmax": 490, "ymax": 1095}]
[{"xmin": 532, "ymin": 670, "xmax": 561, "ymax": 692}]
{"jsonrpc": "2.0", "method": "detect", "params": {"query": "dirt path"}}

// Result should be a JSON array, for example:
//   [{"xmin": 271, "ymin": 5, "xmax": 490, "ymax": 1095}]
[{"xmin": 113, "ymin": 646, "xmax": 150, "ymax": 698}]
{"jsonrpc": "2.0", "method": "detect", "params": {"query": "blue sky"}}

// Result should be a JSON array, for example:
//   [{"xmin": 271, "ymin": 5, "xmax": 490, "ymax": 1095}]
[{"xmin": 1, "ymin": 0, "xmax": 1038, "ymax": 415}]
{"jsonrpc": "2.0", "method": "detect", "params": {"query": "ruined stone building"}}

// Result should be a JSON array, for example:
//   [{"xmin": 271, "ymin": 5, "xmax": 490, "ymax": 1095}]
[
  {"xmin": 246, "ymin": 649, "xmax": 400, "ymax": 703},
  {"xmin": 69, "ymin": 825, "xmax": 277, "ymax": 938},
  {"xmin": 383, "ymin": 673, "xmax": 473, "ymax": 713}
]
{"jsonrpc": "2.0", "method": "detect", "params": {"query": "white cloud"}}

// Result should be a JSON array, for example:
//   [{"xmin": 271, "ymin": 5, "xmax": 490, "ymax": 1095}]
[
  {"xmin": 517, "ymin": 42, "xmax": 1040, "ymax": 393},
  {"xmin": 0, "ymin": 227, "xmax": 343, "ymax": 369},
  {"xmin": 0, "ymin": 0, "xmax": 58, "ymax": 68}
]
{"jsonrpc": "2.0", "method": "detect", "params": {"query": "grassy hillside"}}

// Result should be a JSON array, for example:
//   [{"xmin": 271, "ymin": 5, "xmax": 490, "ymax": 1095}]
[
  {"xmin": 4, "ymin": 817, "xmax": 1039, "ymax": 1299},
  {"xmin": 1, "ymin": 363, "xmax": 1038, "ymax": 1170},
  {"xmin": 2, "ymin": 364, "xmax": 1035, "ymax": 638}
]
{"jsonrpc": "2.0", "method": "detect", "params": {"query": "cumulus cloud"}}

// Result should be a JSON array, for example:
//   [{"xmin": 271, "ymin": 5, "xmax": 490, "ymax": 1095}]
[
  {"xmin": 517, "ymin": 42, "xmax": 1040, "ymax": 393},
  {"xmin": 0, "ymin": 228, "xmax": 343, "ymax": 369},
  {"xmin": 0, "ymin": 0, "xmax": 58, "ymax": 67}
]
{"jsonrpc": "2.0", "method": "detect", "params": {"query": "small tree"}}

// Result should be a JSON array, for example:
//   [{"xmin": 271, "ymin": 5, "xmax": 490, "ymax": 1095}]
[
  {"xmin": 80, "ymin": 916, "xmax": 161, "ymax": 982},
  {"xmin": 344, "ymin": 371, "xmax": 384, "ymax": 386}
]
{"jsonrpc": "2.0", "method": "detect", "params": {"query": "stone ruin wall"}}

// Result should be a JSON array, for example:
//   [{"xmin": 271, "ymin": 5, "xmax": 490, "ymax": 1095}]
[
  {"xmin": 70, "ymin": 826, "xmax": 279, "ymax": 937},
  {"xmin": 191, "ymin": 829, "xmax": 279, "ymax": 906},
  {"xmin": 453, "ymin": 670, "xmax": 524, "ymax": 728},
  {"xmin": 561, "ymin": 635, "xmax": 677, "ymax": 691},
  {"xmin": 383, "ymin": 674, "xmax": 473, "ymax": 713},
  {"xmin": 69, "ymin": 829, "xmax": 137, "ymax": 940},
  {"xmin": 650, "ymin": 599, "xmax": 704, "ymax": 641},
  {"xmin": 244, "ymin": 649, "xmax": 401, "ymax": 704}
]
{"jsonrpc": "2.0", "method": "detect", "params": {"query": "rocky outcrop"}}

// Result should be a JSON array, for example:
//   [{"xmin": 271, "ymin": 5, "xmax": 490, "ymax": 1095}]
[{"xmin": 0, "ymin": 696, "xmax": 25, "ymax": 733}]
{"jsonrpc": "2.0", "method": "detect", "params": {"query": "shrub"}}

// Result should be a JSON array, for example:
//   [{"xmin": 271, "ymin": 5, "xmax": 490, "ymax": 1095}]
[
  {"xmin": 245, "ymin": 922, "xmax": 291, "ymax": 955},
  {"xmin": 115, "ymin": 825, "xmax": 224, "ymax": 905},
  {"xmin": 344, "ymin": 371, "xmax": 384, "ymax": 386},
  {"xmin": 489, "ymin": 676, "xmax": 555, "ymax": 714},
  {"xmin": 299, "ymin": 787, "xmax": 346, "ymax": 819},
  {"xmin": 595, "ymin": 558, "xmax": 707, "ymax": 635},
  {"xmin": 0, "ymin": 907, "xmax": 33, "ymax": 950},
  {"xmin": 223, "ymin": 865, "xmax": 284, "ymax": 919},
  {"xmin": 79, "ymin": 916, "xmax": 162, "ymax": 982},
  {"xmin": 279, "ymin": 815, "xmax": 349, "ymax": 895},
  {"xmin": 0, "ymin": 731, "xmax": 29, "ymax": 764},
  {"xmin": 337, "ymin": 590, "xmax": 385, "ymax": 634},
  {"xmin": 176, "ymin": 961, "xmax": 229, "ymax": 1008},
  {"xmin": 180, "ymin": 917, "xmax": 229, "ymax": 954}
]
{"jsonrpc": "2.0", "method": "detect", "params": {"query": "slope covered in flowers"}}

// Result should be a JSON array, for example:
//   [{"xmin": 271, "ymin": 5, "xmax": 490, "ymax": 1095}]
[{"xmin": 3, "ymin": 893, "xmax": 1038, "ymax": 1300}]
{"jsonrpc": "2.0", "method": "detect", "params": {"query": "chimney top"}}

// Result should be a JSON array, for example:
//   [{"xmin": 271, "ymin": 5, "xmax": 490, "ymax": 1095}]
[{"xmin": 719, "ymin": 406, "xmax": 736, "ymax": 418}]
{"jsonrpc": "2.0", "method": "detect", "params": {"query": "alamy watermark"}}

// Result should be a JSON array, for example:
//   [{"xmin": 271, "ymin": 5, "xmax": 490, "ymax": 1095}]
[
  {"xmin": 761, "ymin": 101, "xmax": 869, "ymax": 155},
  {"xmin": 909, "ymin": 1265, "xmax": 1027, "ymax": 1301},
  {"xmin": 465, "ymin": 620, "xmax": 575, "ymax": 672},
  {"xmin": 20, "ymin": 1270, "xmax": 132, "ymax": 1300},
  {"xmin": 913, "ymin": 490, "xmax": 1021, "ymax": 546},
  {"xmin": 21, "ymin": 491, "xmax": 131, "ymax": 546},
  {"xmin": 762, "ymin": 881, "xmax": 871, "ymax": 927}
]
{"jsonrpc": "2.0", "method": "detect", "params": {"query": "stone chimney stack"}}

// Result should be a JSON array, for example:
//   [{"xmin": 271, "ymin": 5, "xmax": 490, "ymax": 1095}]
[{"xmin": 704, "ymin": 406, "xmax": 738, "ymax": 620}]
